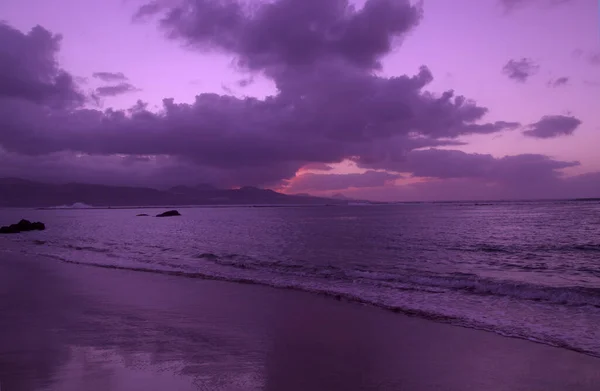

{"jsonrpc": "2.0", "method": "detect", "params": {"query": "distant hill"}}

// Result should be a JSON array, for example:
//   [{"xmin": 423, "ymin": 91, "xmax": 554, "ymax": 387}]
[
  {"xmin": 331, "ymin": 193, "xmax": 350, "ymax": 200},
  {"xmin": 0, "ymin": 179, "xmax": 347, "ymax": 208}
]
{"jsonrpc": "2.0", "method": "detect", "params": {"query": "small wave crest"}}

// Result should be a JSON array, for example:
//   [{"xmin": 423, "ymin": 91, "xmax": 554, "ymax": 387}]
[
  {"xmin": 452, "ymin": 243, "xmax": 600, "ymax": 254},
  {"xmin": 64, "ymin": 244, "xmax": 111, "ymax": 254},
  {"xmin": 195, "ymin": 252, "xmax": 600, "ymax": 308}
]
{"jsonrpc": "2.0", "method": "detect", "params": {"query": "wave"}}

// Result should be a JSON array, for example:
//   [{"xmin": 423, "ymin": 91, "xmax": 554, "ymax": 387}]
[
  {"xmin": 456, "ymin": 245, "xmax": 515, "ymax": 254},
  {"xmin": 35, "ymin": 252, "xmax": 600, "ymax": 359},
  {"xmin": 27, "ymin": 244, "xmax": 600, "ymax": 309},
  {"xmin": 571, "ymin": 244, "xmax": 600, "ymax": 252},
  {"xmin": 194, "ymin": 252, "xmax": 600, "ymax": 308},
  {"xmin": 449, "ymin": 243, "xmax": 600, "ymax": 254},
  {"xmin": 30, "ymin": 240, "xmax": 114, "ymax": 254},
  {"xmin": 64, "ymin": 244, "xmax": 111, "ymax": 253},
  {"xmin": 50, "ymin": 202, "xmax": 95, "ymax": 209},
  {"xmin": 383, "ymin": 273, "xmax": 600, "ymax": 308}
]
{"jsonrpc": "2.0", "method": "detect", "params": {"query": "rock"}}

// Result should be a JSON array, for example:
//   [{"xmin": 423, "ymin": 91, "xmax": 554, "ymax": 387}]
[
  {"xmin": 0, "ymin": 225, "xmax": 18, "ymax": 234},
  {"xmin": 29, "ymin": 221, "xmax": 45, "ymax": 230},
  {"xmin": 0, "ymin": 219, "xmax": 46, "ymax": 234},
  {"xmin": 136, "ymin": 213, "xmax": 149, "ymax": 216},
  {"xmin": 156, "ymin": 210, "xmax": 181, "ymax": 217}
]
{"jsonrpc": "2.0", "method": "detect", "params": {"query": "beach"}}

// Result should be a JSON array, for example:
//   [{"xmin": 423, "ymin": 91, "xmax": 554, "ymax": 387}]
[{"xmin": 1, "ymin": 252, "xmax": 599, "ymax": 391}]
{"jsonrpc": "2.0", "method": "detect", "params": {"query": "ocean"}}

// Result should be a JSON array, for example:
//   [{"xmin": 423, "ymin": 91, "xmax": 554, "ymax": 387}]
[{"xmin": 1, "ymin": 201, "xmax": 599, "ymax": 357}]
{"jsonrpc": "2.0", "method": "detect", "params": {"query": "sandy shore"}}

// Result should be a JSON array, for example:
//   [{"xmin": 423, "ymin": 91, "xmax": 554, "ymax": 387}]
[{"xmin": 0, "ymin": 252, "xmax": 599, "ymax": 391}]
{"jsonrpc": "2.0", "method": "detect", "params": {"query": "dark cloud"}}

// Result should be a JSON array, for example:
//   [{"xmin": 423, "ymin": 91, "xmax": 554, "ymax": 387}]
[
  {"xmin": 151, "ymin": 0, "xmax": 424, "ymax": 73},
  {"xmin": 0, "ymin": 23, "xmax": 84, "ymax": 109},
  {"xmin": 500, "ymin": 0, "xmax": 576, "ymax": 11},
  {"xmin": 345, "ymin": 170, "xmax": 600, "ymax": 202},
  {"xmin": 287, "ymin": 170, "xmax": 401, "ymax": 192},
  {"xmin": 406, "ymin": 149, "xmax": 578, "ymax": 182},
  {"xmin": 95, "ymin": 82, "xmax": 140, "ymax": 97},
  {"xmin": 290, "ymin": 148, "xmax": 586, "ymax": 200},
  {"xmin": 356, "ymin": 148, "xmax": 578, "ymax": 181},
  {"xmin": 0, "ymin": 1, "xmax": 589, "ymax": 200},
  {"xmin": 92, "ymin": 72, "xmax": 129, "ymax": 82},
  {"xmin": 523, "ymin": 115, "xmax": 582, "ymax": 138},
  {"xmin": 547, "ymin": 76, "xmax": 569, "ymax": 87},
  {"xmin": 0, "ymin": 17, "xmax": 520, "ymax": 188},
  {"xmin": 502, "ymin": 58, "xmax": 539, "ymax": 82}
]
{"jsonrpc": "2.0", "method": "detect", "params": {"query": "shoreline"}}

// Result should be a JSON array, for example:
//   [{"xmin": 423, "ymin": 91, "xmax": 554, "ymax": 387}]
[
  {"xmin": 35, "ymin": 251, "xmax": 600, "ymax": 360},
  {"xmin": 1, "ymin": 251, "xmax": 599, "ymax": 390}
]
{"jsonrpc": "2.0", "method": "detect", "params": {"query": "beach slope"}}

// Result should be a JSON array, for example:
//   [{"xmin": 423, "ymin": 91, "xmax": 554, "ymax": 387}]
[{"xmin": 0, "ymin": 253, "xmax": 599, "ymax": 391}]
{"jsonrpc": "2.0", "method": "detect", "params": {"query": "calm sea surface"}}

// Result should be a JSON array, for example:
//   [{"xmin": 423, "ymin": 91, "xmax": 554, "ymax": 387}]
[{"xmin": 1, "ymin": 202, "xmax": 600, "ymax": 356}]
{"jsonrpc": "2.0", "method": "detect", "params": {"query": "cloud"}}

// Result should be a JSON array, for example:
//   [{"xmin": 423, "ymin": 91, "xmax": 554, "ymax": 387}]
[
  {"xmin": 357, "ymin": 148, "xmax": 578, "ymax": 181},
  {"xmin": 547, "ymin": 76, "xmax": 569, "ymax": 87},
  {"xmin": 238, "ymin": 77, "xmax": 254, "ymax": 87},
  {"xmin": 92, "ymin": 72, "xmax": 129, "ymax": 82},
  {"xmin": 95, "ymin": 82, "xmax": 140, "ymax": 97},
  {"xmin": 587, "ymin": 51, "xmax": 600, "ymax": 66},
  {"xmin": 348, "ymin": 148, "xmax": 585, "ymax": 201},
  {"xmin": 572, "ymin": 48, "xmax": 584, "ymax": 59},
  {"xmin": 572, "ymin": 49, "xmax": 600, "ymax": 66},
  {"xmin": 410, "ymin": 150, "xmax": 578, "ymax": 182},
  {"xmin": 0, "ymin": 23, "xmax": 84, "ymax": 109},
  {"xmin": 286, "ymin": 170, "xmax": 401, "ymax": 192},
  {"xmin": 500, "ymin": 0, "xmax": 576, "ymax": 11},
  {"xmin": 0, "ymin": 2, "xmax": 593, "ymax": 200},
  {"xmin": 0, "ymin": 17, "xmax": 521, "ymax": 188},
  {"xmin": 133, "ymin": 1, "xmax": 164, "ymax": 21},
  {"xmin": 502, "ymin": 58, "xmax": 539, "ymax": 82},
  {"xmin": 151, "ymin": 0, "xmax": 424, "ymax": 73},
  {"xmin": 301, "ymin": 162, "xmax": 334, "ymax": 171},
  {"xmin": 523, "ymin": 115, "xmax": 582, "ymax": 138},
  {"xmin": 288, "ymin": 148, "xmax": 586, "ymax": 200},
  {"xmin": 345, "ymin": 169, "xmax": 600, "ymax": 202}
]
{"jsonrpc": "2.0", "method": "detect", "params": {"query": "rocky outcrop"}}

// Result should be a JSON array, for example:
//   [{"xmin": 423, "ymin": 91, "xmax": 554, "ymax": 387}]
[
  {"xmin": 136, "ymin": 213, "xmax": 149, "ymax": 216},
  {"xmin": 156, "ymin": 210, "xmax": 181, "ymax": 217},
  {"xmin": 0, "ymin": 219, "xmax": 46, "ymax": 234}
]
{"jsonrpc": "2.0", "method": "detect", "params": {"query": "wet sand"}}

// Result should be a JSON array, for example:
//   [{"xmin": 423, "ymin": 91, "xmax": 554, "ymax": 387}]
[{"xmin": 0, "ymin": 252, "xmax": 599, "ymax": 391}]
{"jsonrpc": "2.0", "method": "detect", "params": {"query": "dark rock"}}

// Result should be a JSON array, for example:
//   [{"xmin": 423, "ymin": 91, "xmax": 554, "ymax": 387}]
[
  {"xmin": 0, "ymin": 219, "xmax": 46, "ymax": 234},
  {"xmin": 156, "ymin": 210, "xmax": 181, "ymax": 217},
  {"xmin": 29, "ymin": 221, "xmax": 45, "ymax": 230},
  {"xmin": 136, "ymin": 213, "xmax": 149, "ymax": 216},
  {"xmin": 0, "ymin": 225, "xmax": 18, "ymax": 234}
]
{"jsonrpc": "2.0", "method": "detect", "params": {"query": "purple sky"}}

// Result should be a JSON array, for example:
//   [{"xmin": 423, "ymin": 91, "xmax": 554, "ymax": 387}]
[{"xmin": 0, "ymin": 0, "xmax": 598, "ymax": 201}]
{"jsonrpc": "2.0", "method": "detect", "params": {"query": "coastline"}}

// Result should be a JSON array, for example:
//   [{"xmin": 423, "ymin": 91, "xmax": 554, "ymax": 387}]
[{"xmin": 1, "ymin": 252, "xmax": 599, "ymax": 390}]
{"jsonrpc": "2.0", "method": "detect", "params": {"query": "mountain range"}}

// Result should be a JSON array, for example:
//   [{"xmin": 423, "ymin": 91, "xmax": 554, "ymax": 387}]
[{"xmin": 0, "ymin": 178, "xmax": 348, "ymax": 208}]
